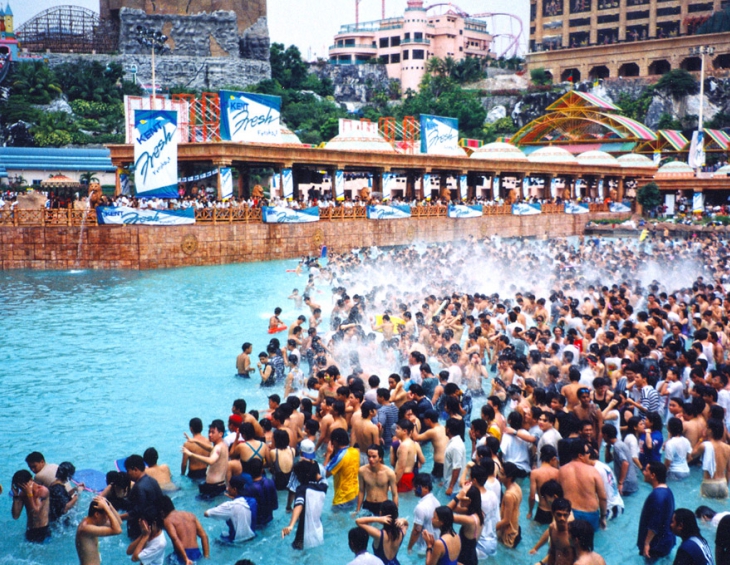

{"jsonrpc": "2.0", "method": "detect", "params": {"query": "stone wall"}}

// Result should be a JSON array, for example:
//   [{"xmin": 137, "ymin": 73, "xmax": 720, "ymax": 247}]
[
  {"xmin": 43, "ymin": 53, "xmax": 270, "ymax": 92},
  {"xmin": 0, "ymin": 213, "xmax": 626, "ymax": 271},
  {"xmin": 312, "ymin": 64, "xmax": 394, "ymax": 106}
]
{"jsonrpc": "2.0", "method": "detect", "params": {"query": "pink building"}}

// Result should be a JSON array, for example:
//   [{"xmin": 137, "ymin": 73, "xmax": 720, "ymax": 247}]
[{"xmin": 329, "ymin": 0, "xmax": 492, "ymax": 92}]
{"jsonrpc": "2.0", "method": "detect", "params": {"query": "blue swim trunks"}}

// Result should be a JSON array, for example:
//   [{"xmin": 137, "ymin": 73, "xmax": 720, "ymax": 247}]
[
  {"xmin": 572, "ymin": 509, "xmax": 600, "ymax": 531},
  {"xmin": 168, "ymin": 548, "xmax": 203, "ymax": 564}
]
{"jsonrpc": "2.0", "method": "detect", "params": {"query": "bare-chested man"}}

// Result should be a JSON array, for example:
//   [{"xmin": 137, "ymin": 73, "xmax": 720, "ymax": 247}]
[
  {"xmin": 181, "ymin": 417, "xmax": 211, "ymax": 480},
  {"xmin": 682, "ymin": 402, "xmax": 707, "ymax": 451},
  {"xmin": 143, "ymin": 447, "xmax": 176, "ymax": 491},
  {"xmin": 393, "ymin": 419, "xmax": 424, "ymax": 493},
  {"xmin": 528, "ymin": 445, "xmax": 561, "ymax": 524},
  {"xmin": 374, "ymin": 314, "xmax": 396, "ymax": 340},
  {"xmin": 356, "ymin": 445, "xmax": 398, "ymax": 515},
  {"xmin": 352, "ymin": 401, "xmax": 382, "ymax": 465},
  {"xmin": 236, "ymin": 343, "xmax": 254, "ymax": 377},
  {"xmin": 573, "ymin": 388, "xmax": 604, "ymax": 448},
  {"xmin": 558, "ymin": 440, "xmax": 607, "ymax": 532},
  {"xmin": 561, "ymin": 367, "xmax": 584, "ymax": 410},
  {"xmin": 692, "ymin": 418, "xmax": 730, "ymax": 498},
  {"xmin": 570, "ymin": 519, "xmax": 607, "ymax": 565},
  {"xmin": 75, "ymin": 496, "xmax": 123, "ymax": 565},
  {"xmin": 412, "ymin": 409, "xmax": 448, "ymax": 480},
  {"xmin": 182, "ymin": 419, "xmax": 229, "ymax": 498},
  {"xmin": 547, "ymin": 498, "xmax": 576, "ymax": 565},
  {"xmin": 160, "ymin": 495, "xmax": 209, "ymax": 565},
  {"xmin": 11, "ymin": 469, "xmax": 50, "ymax": 543}
]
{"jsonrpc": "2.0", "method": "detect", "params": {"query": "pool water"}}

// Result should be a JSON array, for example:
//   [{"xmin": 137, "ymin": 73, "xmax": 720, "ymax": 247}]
[{"xmin": 0, "ymin": 261, "xmax": 728, "ymax": 565}]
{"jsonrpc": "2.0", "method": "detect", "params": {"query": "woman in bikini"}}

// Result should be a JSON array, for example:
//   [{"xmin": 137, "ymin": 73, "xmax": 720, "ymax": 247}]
[
  {"xmin": 422, "ymin": 506, "xmax": 461, "ymax": 565},
  {"xmin": 227, "ymin": 422, "xmax": 268, "ymax": 482}
]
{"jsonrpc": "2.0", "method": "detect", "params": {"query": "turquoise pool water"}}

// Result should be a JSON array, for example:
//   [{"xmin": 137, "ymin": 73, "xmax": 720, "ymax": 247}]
[{"xmin": 0, "ymin": 261, "xmax": 727, "ymax": 565}]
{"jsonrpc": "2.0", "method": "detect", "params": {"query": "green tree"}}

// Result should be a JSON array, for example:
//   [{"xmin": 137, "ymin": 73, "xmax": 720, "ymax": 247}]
[
  {"xmin": 655, "ymin": 69, "xmax": 698, "ymax": 98},
  {"xmin": 269, "ymin": 43, "xmax": 309, "ymax": 90},
  {"xmin": 656, "ymin": 112, "xmax": 682, "ymax": 130},
  {"xmin": 482, "ymin": 116, "xmax": 518, "ymax": 143},
  {"xmin": 30, "ymin": 112, "xmax": 78, "ymax": 147},
  {"xmin": 530, "ymin": 67, "xmax": 552, "ymax": 86},
  {"xmin": 637, "ymin": 182, "xmax": 663, "ymax": 214},
  {"xmin": 11, "ymin": 62, "xmax": 62, "ymax": 104},
  {"xmin": 80, "ymin": 172, "xmax": 100, "ymax": 185}
]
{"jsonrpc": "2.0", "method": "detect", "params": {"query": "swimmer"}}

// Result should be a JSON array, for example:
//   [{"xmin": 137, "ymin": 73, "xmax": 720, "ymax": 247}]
[
  {"xmin": 160, "ymin": 495, "xmax": 209, "ymax": 565},
  {"xmin": 289, "ymin": 288, "xmax": 303, "ymax": 308},
  {"xmin": 181, "ymin": 418, "xmax": 211, "ymax": 480},
  {"xmin": 356, "ymin": 445, "xmax": 398, "ymax": 516},
  {"xmin": 692, "ymin": 418, "xmax": 730, "ymax": 498},
  {"xmin": 143, "ymin": 448, "xmax": 177, "ymax": 492},
  {"xmin": 269, "ymin": 307, "xmax": 284, "ymax": 331},
  {"xmin": 236, "ymin": 342, "xmax": 255, "ymax": 378},
  {"xmin": 75, "ymin": 496, "xmax": 123, "ymax": 565},
  {"xmin": 11, "ymin": 469, "xmax": 50, "ymax": 543},
  {"xmin": 182, "ymin": 419, "xmax": 229, "ymax": 498}
]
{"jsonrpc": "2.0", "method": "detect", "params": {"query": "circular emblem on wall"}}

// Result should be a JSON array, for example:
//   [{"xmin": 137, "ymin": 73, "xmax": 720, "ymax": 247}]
[
  {"xmin": 406, "ymin": 225, "xmax": 416, "ymax": 241},
  {"xmin": 181, "ymin": 234, "xmax": 198, "ymax": 255},
  {"xmin": 312, "ymin": 228, "xmax": 324, "ymax": 247}
]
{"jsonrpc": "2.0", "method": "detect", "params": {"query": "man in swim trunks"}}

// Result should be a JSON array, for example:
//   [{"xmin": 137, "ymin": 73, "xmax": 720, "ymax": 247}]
[
  {"xmin": 692, "ymin": 418, "xmax": 730, "ymax": 498},
  {"xmin": 160, "ymin": 495, "xmax": 209, "ymax": 565},
  {"xmin": 412, "ymin": 409, "xmax": 448, "ymax": 479},
  {"xmin": 182, "ymin": 417, "xmax": 212, "ymax": 480},
  {"xmin": 236, "ymin": 343, "xmax": 254, "ymax": 378},
  {"xmin": 75, "ymin": 496, "xmax": 123, "ymax": 565},
  {"xmin": 11, "ymin": 469, "xmax": 50, "ymax": 543},
  {"xmin": 182, "ymin": 419, "xmax": 229, "ymax": 498},
  {"xmin": 528, "ymin": 445, "xmax": 561, "ymax": 525},
  {"xmin": 269, "ymin": 307, "xmax": 284, "ymax": 331},
  {"xmin": 356, "ymin": 445, "xmax": 398, "ymax": 516},
  {"xmin": 558, "ymin": 439, "xmax": 607, "ymax": 532},
  {"xmin": 394, "ymin": 419, "xmax": 422, "ymax": 492}
]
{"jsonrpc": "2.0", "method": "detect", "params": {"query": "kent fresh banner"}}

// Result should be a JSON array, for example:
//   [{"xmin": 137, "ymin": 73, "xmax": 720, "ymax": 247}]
[
  {"xmin": 367, "ymin": 205, "xmax": 412, "ymax": 220},
  {"xmin": 448, "ymin": 204, "xmax": 483, "ymax": 219},
  {"xmin": 220, "ymin": 167, "xmax": 233, "ymax": 200},
  {"xmin": 133, "ymin": 110, "xmax": 178, "ymax": 198},
  {"xmin": 282, "ymin": 169, "xmax": 294, "ymax": 200},
  {"xmin": 511, "ymin": 202, "xmax": 542, "ymax": 216},
  {"xmin": 96, "ymin": 206, "xmax": 194, "ymax": 226},
  {"xmin": 420, "ymin": 114, "xmax": 459, "ymax": 154},
  {"xmin": 423, "ymin": 174, "xmax": 433, "ymax": 200},
  {"xmin": 261, "ymin": 206, "xmax": 320, "ymax": 224},
  {"xmin": 382, "ymin": 173, "xmax": 397, "ymax": 200},
  {"xmin": 609, "ymin": 201, "xmax": 632, "ymax": 213},
  {"xmin": 220, "ymin": 91, "xmax": 281, "ymax": 143},
  {"xmin": 564, "ymin": 201, "xmax": 590, "ymax": 214},
  {"xmin": 689, "ymin": 131, "xmax": 705, "ymax": 169},
  {"xmin": 459, "ymin": 175, "xmax": 468, "ymax": 201},
  {"xmin": 693, "ymin": 192, "xmax": 704, "ymax": 213},
  {"xmin": 335, "ymin": 171, "xmax": 345, "ymax": 201}
]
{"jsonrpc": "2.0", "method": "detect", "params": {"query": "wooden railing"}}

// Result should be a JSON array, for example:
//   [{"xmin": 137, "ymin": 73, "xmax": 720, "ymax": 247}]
[
  {"xmin": 0, "ymin": 208, "xmax": 98, "ymax": 226},
  {"xmin": 0, "ymin": 202, "xmax": 620, "ymax": 227}
]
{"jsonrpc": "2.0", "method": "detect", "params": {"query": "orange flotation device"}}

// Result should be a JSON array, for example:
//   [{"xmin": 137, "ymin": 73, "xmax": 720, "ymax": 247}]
[{"xmin": 268, "ymin": 325, "xmax": 288, "ymax": 334}]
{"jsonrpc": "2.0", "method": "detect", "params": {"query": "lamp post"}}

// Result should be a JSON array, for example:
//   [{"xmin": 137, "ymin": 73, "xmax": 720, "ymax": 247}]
[
  {"xmin": 689, "ymin": 45, "xmax": 715, "ymax": 132},
  {"xmin": 135, "ymin": 26, "xmax": 169, "ymax": 109}
]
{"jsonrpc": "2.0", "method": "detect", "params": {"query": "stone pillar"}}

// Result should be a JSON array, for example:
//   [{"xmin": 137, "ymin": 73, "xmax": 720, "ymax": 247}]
[
  {"xmin": 618, "ymin": 2, "xmax": 627, "ymax": 41},
  {"xmin": 535, "ymin": 0, "xmax": 544, "ymax": 44},
  {"xmin": 372, "ymin": 171, "xmax": 382, "ymax": 198},
  {"xmin": 680, "ymin": 0, "xmax": 689, "ymax": 34},
  {"xmin": 406, "ymin": 174, "xmax": 416, "ymax": 200},
  {"xmin": 115, "ymin": 168, "xmax": 122, "ymax": 197},
  {"xmin": 649, "ymin": 0, "xmax": 657, "ymax": 38},
  {"xmin": 240, "ymin": 167, "xmax": 250, "ymax": 200},
  {"xmin": 617, "ymin": 177, "xmax": 625, "ymax": 201},
  {"xmin": 590, "ymin": 0, "xmax": 598, "ymax": 45},
  {"xmin": 236, "ymin": 166, "xmax": 245, "ymax": 199}
]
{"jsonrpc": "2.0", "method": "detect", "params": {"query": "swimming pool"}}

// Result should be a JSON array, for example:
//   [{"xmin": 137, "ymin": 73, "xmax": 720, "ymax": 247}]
[{"xmin": 0, "ymin": 260, "xmax": 727, "ymax": 565}]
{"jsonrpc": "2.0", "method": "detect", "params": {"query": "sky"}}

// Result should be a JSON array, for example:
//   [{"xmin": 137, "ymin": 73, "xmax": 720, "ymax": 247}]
[{"xmin": 12, "ymin": 0, "xmax": 529, "ymax": 60}]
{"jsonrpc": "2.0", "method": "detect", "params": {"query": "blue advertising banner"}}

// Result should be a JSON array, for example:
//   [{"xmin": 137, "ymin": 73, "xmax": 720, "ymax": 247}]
[
  {"xmin": 448, "ymin": 204, "xmax": 483, "ymax": 219},
  {"xmin": 220, "ymin": 167, "xmax": 233, "ymax": 200},
  {"xmin": 550, "ymin": 178, "xmax": 559, "ymax": 199},
  {"xmin": 282, "ymin": 168, "xmax": 293, "ymax": 200},
  {"xmin": 420, "ymin": 114, "xmax": 459, "ymax": 154},
  {"xmin": 564, "ymin": 201, "xmax": 590, "ymax": 214},
  {"xmin": 693, "ymin": 192, "xmax": 704, "ymax": 213},
  {"xmin": 133, "ymin": 110, "xmax": 178, "ymax": 198},
  {"xmin": 96, "ymin": 206, "xmax": 195, "ymax": 225},
  {"xmin": 522, "ymin": 177, "xmax": 530, "ymax": 199},
  {"xmin": 335, "ymin": 170, "xmax": 345, "ymax": 201},
  {"xmin": 219, "ymin": 91, "xmax": 281, "ymax": 143},
  {"xmin": 492, "ymin": 176, "xmax": 500, "ymax": 200},
  {"xmin": 511, "ymin": 202, "xmax": 542, "ymax": 216},
  {"xmin": 598, "ymin": 179, "xmax": 604, "ymax": 199},
  {"xmin": 423, "ymin": 174, "xmax": 433, "ymax": 200},
  {"xmin": 459, "ymin": 174, "xmax": 468, "ymax": 201},
  {"xmin": 367, "ymin": 205, "xmax": 412, "ymax": 220},
  {"xmin": 574, "ymin": 178, "xmax": 583, "ymax": 199},
  {"xmin": 609, "ymin": 201, "xmax": 632, "ymax": 213},
  {"xmin": 262, "ymin": 206, "xmax": 320, "ymax": 224},
  {"xmin": 382, "ymin": 173, "xmax": 397, "ymax": 200}
]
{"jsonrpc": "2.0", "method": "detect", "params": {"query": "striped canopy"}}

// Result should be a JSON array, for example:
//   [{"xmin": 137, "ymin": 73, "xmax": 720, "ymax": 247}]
[
  {"xmin": 657, "ymin": 130, "xmax": 689, "ymax": 151},
  {"xmin": 546, "ymin": 91, "xmax": 621, "ymax": 112},
  {"xmin": 704, "ymin": 129, "xmax": 730, "ymax": 150}
]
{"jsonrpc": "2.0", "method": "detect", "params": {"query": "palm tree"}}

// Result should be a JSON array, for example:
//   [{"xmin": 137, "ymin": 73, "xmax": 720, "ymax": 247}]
[
  {"xmin": 80, "ymin": 172, "xmax": 99, "ymax": 185},
  {"xmin": 11, "ymin": 62, "xmax": 62, "ymax": 105}
]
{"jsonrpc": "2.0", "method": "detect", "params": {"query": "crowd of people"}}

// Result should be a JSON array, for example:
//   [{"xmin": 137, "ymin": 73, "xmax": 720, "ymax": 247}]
[{"xmin": 11, "ymin": 233, "xmax": 730, "ymax": 565}]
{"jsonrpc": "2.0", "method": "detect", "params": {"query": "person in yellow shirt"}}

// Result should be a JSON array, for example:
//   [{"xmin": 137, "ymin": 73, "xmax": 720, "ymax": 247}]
[{"xmin": 325, "ymin": 428, "xmax": 360, "ymax": 510}]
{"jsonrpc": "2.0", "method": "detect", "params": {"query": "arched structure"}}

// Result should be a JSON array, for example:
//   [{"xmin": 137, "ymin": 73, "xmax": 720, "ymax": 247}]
[
  {"xmin": 15, "ymin": 5, "xmax": 117, "ymax": 54},
  {"xmin": 511, "ymin": 90, "xmax": 657, "ymax": 154}
]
